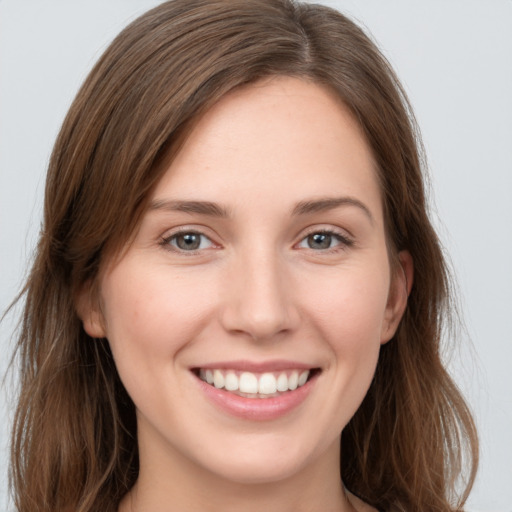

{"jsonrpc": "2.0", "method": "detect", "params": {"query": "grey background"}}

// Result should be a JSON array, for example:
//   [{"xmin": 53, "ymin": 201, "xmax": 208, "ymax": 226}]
[{"xmin": 1, "ymin": 1, "xmax": 511, "ymax": 510}]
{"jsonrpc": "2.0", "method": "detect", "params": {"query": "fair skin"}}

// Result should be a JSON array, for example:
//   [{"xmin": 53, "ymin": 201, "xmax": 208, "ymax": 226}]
[{"xmin": 81, "ymin": 77, "xmax": 411, "ymax": 512}]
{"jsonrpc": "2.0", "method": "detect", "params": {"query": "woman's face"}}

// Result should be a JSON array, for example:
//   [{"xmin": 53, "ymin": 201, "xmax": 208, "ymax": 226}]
[{"xmin": 82, "ymin": 77, "xmax": 409, "ymax": 486}]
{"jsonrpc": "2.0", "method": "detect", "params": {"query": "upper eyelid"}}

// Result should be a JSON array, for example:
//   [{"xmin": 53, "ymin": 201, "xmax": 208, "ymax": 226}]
[
  {"xmin": 163, "ymin": 230, "xmax": 211, "ymax": 241},
  {"xmin": 160, "ymin": 225, "xmax": 218, "ymax": 240},
  {"xmin": 297, "ymin": 224, "xmax": 354, "ymax": 240},
  {"xmin": 160, "ymin": 227, "xmax": 220, "ymax": 252}
]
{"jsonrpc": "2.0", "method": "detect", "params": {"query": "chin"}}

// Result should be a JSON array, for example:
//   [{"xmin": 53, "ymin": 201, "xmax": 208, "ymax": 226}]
[
  {"xmin": 194, "ymin": 433, "xmax": 326, "ymax": 485},
  {"xmin": 206, "ymin": 458, "xmax": 304, "ymax": 485}
]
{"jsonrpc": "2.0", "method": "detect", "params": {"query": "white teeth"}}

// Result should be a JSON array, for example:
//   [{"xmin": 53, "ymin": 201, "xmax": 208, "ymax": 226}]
[
  {"xmin": 199, "ymin": 368, "xmax": 311, "ymax": 396},
  {"xmin": 224, "ymin": 371, "xmax": 238, "ymax": 391},
  {"xmin": 288, "ymin": 371, "xmax": 299, "ymax": 390},
  {"xmin": 213, "ymin": 369, "xmax": 224, "ymax": 389},
  {"xmin": 239, "ymin": 372, "xmax": 258, "ymax": 394},
  {"xmin": 298, "ymin": 370, "xmax": 309, "ymax": 387},
  {"xmin": 258, "ymin": 373, "xmax": 277, "ymax": 394},
  {"xmin": 276, "ymin": 372, "xmax": 288, "ymax": 392}
]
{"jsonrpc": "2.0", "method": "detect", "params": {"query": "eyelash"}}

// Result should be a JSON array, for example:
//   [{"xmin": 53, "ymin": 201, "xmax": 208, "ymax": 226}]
[
  {"xmin": 159, "ymin": 228, "xmax": 354, "ymax": 254},
  {"xmin": 160, "ymin": 229, "xmax": 216, "ymax": 254},
  {"xmin": 296, "ymin": 228, "xmax": 354, "ymax": 253}
]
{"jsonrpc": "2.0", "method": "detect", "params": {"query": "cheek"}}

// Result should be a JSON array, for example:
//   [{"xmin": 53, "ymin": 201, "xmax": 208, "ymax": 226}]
[
  {"xmin": 290, "ymin": 266, "xmax": 389, "ymax": 435},
  {"xmin": 300, "ymin": 262, "xmax": 389, "ymax": 396},
  {"xmin": 99, "ymin": 263, "xmax": 215, "ymax": 371},
  {"xmin": 302, "ymin": 264, "xmax": 390, "ymax": 346}
]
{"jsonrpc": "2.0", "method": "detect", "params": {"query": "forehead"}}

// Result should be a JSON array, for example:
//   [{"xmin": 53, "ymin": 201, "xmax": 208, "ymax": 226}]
[{"xmin": 151, "ymin": 76, "xmax": 382, "ymax": 224}]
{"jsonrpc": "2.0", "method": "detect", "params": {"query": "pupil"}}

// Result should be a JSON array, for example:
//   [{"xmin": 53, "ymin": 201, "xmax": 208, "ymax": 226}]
[
  {"xmin": 309, "ymin": 233, "xmax": 331, "ymax": 249},
  {"xmin": 177, "ymin": 233, "xmax": 200, "ymax": 250}
]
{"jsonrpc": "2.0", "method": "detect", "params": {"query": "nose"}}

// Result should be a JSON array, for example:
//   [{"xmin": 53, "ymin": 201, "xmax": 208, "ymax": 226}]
[{"xmin": 220, "ymin": 249, "xmax": 300, "ymax": 341}]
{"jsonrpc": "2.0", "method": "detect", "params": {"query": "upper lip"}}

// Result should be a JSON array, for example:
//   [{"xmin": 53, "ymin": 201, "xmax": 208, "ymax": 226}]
[{"xmin": 192, "ymin": 360, "xmax": 317, "ymax": 373}]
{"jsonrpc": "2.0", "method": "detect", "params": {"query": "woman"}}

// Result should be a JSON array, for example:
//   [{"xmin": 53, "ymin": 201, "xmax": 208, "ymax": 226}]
[{"xmin": 9, "ymin": 0, "xmax": 478, "ymax": 511}]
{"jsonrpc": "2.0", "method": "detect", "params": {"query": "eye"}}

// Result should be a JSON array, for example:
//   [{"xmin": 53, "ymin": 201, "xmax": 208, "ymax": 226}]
[
  {"xmin": 297, "ymin": 230, "xmax": 353, "ymax": 251},
  {"xmin": 162, "ymin": 231, "xmax": 215, "ymax": 252}
]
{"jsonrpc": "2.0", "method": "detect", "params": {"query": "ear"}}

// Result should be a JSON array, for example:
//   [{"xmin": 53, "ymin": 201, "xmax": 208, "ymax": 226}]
[
  {"xmin": 381, "ymin": 250, "xmax": 414, "ymax": 344},
  {"xmin": 75, "ymin": 280, "xmax": 106, "ymax": 339}
]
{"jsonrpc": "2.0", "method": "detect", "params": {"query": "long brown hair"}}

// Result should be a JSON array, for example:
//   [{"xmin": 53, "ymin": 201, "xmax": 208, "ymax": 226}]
[{"xmin": 9, "ymin": 1, "xmax": 478, "ymax": 510}]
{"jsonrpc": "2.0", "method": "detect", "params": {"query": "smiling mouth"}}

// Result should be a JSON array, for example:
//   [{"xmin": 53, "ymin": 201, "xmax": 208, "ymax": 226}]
[{"xmin": 194, "ymin": 368, "xmax": 319, "ymax": 398}]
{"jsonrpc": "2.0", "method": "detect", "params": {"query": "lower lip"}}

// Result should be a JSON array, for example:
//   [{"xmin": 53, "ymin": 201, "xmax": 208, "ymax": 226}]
[{"xmin": 195, "ymin": 373, "xmax": 317, "ymax": 421}]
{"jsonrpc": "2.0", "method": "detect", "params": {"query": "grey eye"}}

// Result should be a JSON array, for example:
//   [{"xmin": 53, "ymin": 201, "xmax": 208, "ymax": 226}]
[
  {"xmin": 176, "ymin": 233, "xmax": 201, "ymax": 250},
  {"xmin": 167, "ymin": 232, "xmax": 213, "ymax": 251},
  {"xmin": 306, "ymin": 233, "xmax": 334, "ymax": 250},
  {"xmin": 297, "ymin": 230, "xmax": 352, "ymax": 251}
]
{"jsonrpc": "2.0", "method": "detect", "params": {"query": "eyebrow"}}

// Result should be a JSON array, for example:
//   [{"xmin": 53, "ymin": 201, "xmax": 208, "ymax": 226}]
[
  {"xmin": 292, "ymin": 196, "xmax": 374, "ymax": 223},
  {"xmin": 149, "ymin": 196, "xmax": 373, "ymax": 222},
  {"xmin": 149, "ymin": 199, "xmax": 231, "ymax": 218}
]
